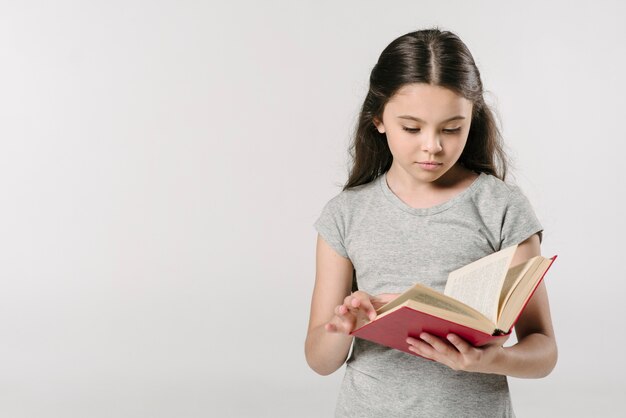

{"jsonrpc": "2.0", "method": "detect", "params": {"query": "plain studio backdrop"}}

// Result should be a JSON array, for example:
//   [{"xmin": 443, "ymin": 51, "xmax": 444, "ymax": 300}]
[{"xmin": 1, "ymin": 1, "xmax": 625, "ymax": 417}]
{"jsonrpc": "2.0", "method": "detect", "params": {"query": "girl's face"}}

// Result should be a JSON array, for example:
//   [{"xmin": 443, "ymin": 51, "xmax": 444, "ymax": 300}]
[{"xmin": 374, "ymin": 83, "xmax": 473, "ymax": 188}]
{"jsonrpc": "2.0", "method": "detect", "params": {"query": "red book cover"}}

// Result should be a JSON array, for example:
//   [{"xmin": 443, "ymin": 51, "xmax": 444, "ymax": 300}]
[{"xmin": 350, "ymin": 255, "xmax": 557, "ymax": 357}]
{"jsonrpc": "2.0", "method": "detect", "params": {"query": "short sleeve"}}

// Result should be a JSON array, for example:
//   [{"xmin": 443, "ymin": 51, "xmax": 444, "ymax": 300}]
[
  {"xmin": 500, "ymin": 186, "xmax": 544, "ymax": 249},
  {"xmin": 313, "ymin": 194, "xmax": 349, "ymax": 259}
]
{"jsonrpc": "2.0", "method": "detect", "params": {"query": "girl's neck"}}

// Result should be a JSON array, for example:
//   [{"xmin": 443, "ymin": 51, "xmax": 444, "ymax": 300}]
[{"xmin": 385, "ymin": 164, "xmax": 479, "ymax": 209}]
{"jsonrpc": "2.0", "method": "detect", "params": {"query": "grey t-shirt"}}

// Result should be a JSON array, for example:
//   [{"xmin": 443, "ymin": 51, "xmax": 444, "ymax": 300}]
[{"xmin": 313, "ymin": 171, "xmax": 543, "ymax": 418}]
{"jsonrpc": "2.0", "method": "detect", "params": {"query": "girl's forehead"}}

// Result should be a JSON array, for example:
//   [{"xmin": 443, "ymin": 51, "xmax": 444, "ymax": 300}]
[
  {"xmin": 393, "ymin": 83, "xmax": 467, "ymax": 103},
  {"xmin": 386, "ymin": 84, "xmax": 472, "ymax": 118}
]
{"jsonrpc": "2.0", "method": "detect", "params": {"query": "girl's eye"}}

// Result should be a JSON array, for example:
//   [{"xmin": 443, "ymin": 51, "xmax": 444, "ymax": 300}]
[{"xmin": 402, "ymin": 127, "xmax": 462, "ymax": 134}]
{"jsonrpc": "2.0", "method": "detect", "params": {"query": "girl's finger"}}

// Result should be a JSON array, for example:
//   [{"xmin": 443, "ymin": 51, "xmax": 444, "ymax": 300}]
[
  {"xmin": 372, "ymin": 293, "xmax": 398, "ymax": 305},
  {"xmin": 420, "ymin": 332, "xmax": 456, "ymax": 355},
  {"xmin": 446, "ymin": 334, "xmax": 472, "ymax": 355},
  {"xmin": 356, "ymin": 297, "xmax": 377, "ymax": 320},
  {"xmin": 326, "ymin": 316, "xmax": 349, "ymax": 334},
  {"xmin": 335, "ymin": 304, "xmax": 348, "ymax": 316},
  {"xmin": 339, "ymin": 314, "xmax": 356, "ymax": 333}
]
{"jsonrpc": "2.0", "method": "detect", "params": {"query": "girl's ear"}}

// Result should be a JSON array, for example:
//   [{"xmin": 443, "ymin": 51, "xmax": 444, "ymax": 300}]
[{"xmin": 373, "ymin": 117, "xmax": 386, "ymax": 134}]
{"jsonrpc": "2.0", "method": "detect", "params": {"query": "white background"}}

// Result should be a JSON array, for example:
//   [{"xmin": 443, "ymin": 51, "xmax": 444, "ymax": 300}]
[{"xmin": 1, "ymin": 1, "xmax": 625, "ymax": 417}]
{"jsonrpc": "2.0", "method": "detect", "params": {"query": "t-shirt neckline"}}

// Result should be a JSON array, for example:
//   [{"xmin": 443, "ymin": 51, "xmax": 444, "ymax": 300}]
[{"xmin": 378, "ymin": 171, "xmax": 486, "ymax": 216}]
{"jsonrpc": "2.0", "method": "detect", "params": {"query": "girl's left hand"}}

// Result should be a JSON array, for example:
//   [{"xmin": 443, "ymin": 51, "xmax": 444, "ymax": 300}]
[{"xmin": 406, "ymin": 332, "xmax": 508, "ymax": 374}]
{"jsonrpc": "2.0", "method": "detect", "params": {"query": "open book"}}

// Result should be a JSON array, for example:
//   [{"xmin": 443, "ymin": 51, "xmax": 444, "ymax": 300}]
[{"xmin": 350, "ymin": 245, "xmax": 557, "ymax": 354}]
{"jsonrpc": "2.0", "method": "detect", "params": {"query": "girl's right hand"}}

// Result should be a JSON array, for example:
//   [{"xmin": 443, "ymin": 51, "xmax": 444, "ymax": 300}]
[{"xmin": 324, "ymin": 291, "xmax": 399, "ymax": 334}]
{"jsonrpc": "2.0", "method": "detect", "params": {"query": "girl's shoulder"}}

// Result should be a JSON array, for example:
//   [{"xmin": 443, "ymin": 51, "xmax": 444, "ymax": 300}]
[
  {"xmin": 324, "ymin": 175, "xmax": 382, "ymax": 203},
  {"xmin": 473, "ymin": 172, "xmax": 529, "ymax": 202},
  {"xmin": 470, "ymin": 174, "xmax": 539, "ymax": 227}
]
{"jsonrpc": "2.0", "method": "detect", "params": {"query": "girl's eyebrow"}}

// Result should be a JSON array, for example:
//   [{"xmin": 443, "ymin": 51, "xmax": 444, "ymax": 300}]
[{"xmin": 398, "ymin": 115, "xmax": 466, "ymax": 123}]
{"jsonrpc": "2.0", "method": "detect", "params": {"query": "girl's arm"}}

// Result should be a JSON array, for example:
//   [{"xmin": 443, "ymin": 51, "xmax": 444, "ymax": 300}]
[
  {"xmin": 487, "ymin": 233, "xmax": 558, "ymax": 378},
  {"xmin": 305, "ymin": 235, "xmax": 394, "ymax": 375},
  {"xmin": 304, "ymin": 235, "xmax": 355, "ymax": 376},
  {"xmin": 406, "ymin": 233, "xmax": 558, "ymax": 378}
]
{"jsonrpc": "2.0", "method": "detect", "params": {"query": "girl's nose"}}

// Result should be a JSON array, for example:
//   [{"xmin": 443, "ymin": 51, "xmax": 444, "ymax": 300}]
[{"xmin": 422, "ymin": 133, "xmax": 443, "ymax": 154}]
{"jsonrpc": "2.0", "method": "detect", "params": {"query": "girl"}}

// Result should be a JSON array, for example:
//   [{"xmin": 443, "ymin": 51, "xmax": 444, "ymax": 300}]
[{"xmin": 305, "ymin": 28, "xmax": 557, "ymax": 417}]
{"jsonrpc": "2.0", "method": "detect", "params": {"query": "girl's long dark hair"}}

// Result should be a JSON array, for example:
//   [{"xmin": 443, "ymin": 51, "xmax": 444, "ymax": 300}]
[{"xmin": 344, "ymin": 28, "xmax": 508, "ymax": 190}]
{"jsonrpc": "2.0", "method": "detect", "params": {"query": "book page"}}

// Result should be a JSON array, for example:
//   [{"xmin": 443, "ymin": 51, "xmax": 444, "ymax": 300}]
[
  {"xmin": 410, "ymin": 291, "xmax": 482, "ymax": 319},
  {"xmin": 444, "ymin": 245, "xmax": 517, "ymax": 323},
  {"xmin": 497, "ymin": 258, "xmax": 537, "ymax": 315},
  {"xmin": 376, "ymin": 283, "xmax": 485, "ymax": 321},
  {"xmin": 497, "ymin": 257, "xmax": 551, "ymax": 331},
  {"xmin": 399, "ymin": 299, "xmax": 496, "ymax": 335}
]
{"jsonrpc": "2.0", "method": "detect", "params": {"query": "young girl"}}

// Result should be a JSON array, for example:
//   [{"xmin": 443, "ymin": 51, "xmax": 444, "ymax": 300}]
[{"xmin": 305, "ymin": 28, "xmax": 557, "ymax": 417}]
